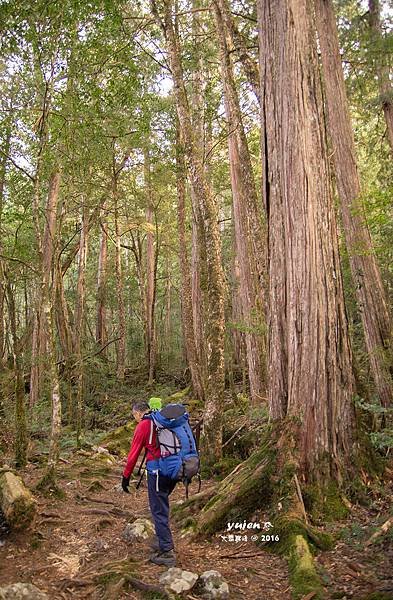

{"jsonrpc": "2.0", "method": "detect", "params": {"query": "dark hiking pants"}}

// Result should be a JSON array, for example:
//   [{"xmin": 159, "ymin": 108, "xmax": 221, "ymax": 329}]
[{"xmin": 147, "ymin": 471, "xmax": 177, "ymax": 552}]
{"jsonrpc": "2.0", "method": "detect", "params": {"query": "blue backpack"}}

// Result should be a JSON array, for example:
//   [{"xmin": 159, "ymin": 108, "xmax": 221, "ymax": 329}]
[{"xmin": 145, "ymin": 404, "xmax": 201, "ymax": 497}]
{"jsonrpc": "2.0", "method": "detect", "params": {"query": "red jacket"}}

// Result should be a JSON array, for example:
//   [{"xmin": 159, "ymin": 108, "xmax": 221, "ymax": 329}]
[{"xmin": 123, "ymin": 417, "xmax": 161, "ymax": 478}]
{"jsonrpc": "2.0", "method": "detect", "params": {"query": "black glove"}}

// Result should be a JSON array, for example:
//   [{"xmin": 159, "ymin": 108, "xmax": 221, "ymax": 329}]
[{"xmin": 122, "ymin": 475, "xmax": 130, "ymax": 493}]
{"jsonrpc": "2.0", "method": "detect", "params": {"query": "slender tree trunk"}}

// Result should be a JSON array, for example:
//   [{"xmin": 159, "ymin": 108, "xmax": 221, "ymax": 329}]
[
  {"xmin": 5, "ymin": 275, "xmax": 27, "ymax": 468},
  {"xmin": 152, "ymin": 0, "xmax": 226, "ymax": 464},
  {"xmin": 164, "ymin": 251, "xmax": 172, "ymax": 360},
  {"xmin": 214, "ymin": 0, "xmax": 267, "ymax": 403},
  {"xmin": 62, "ymin": 198, "xmax": 105, "ymax": 276},
  {"xmin": 55, "ymin": 268, "xmax": 73, "ymax": 362},
  {"xmin": 144, "ymin": 148, "xmax": 157, "ymax": 384},
  {"xmin": 368, "ymin": 0, "xmax": 393, "ymax": 155},
  {"xmin": 130, "ymin": 231, "xmax": 146, "ymax": 365},
  {"xmin": 0, "ymin": 124, "xmax": 11, "ymax": 368},
  {"xmin": 73, "ymin": 203, "xmax": 89, "ymax": 444},
  {"xmin": 55, "ymin": 265, "xmax": 74, "ymax": 424},
  {"xmin": 258, "ymin": 0, "xmax": 355, "ymax": 483},
  {"xmin": 315, "ymin": 0, "xmax": 393, "ymax": 408},
  {"xmin": 190, "ymin": 0, "xmax": 207, "ymax": 378},
  {"xmin": 29, "ymin": 312, "xmax": 40, "ymax": 407},
  {"xmin": 113, "ymin": 174, "xmax": 126, "ymax": 380},
  {"xmin": 216, "ymin": 0, "xmax": 260, "ymax": 104},
  {"xmin": 96, "ymin": 210, "xmax": 108, "ymax": 353},
  {"xmin": 191, "ymin": 214, "xmax": 204, "ymax": 367},
  {"xmin": 231, "ymin": 234, "xmax": 245, "ymax": 372},
  {"xmin": 176, "ymin": 127, "xmax": 205, "ymax": 401},
  {"xmin": 40, "ymin": 171, "xmax": 62, "ymax": 484},
  {"xmin": 45, "ymin": 299, "xmax": 62, "ymax": 483}
]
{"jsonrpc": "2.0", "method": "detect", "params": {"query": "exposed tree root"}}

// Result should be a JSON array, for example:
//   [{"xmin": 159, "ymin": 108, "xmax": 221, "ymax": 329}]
[
  {"xmin": 196, "ymin": 428, "xmax": 277, "ymax": 535},
  {"xmin": 195, "ymin": 423, "xmax": 333, "ymax": 599},
  {"xmin": 35, "ymin": 470, "xmax": 65, "ymax": 499},
  {"xmin": 288, "ymin": 535, "xmax": 325, "ymax": 599},
  {"xmin": 365, "ymin": 515, "xmax": 393, "ymax": 547},
  {"xmin": 94, "ymin": 558, "xmax": 172, "ymax": 600},
  {"xmin": 172, "ymin": 485, "xmax": 217, "ymax": 527}
]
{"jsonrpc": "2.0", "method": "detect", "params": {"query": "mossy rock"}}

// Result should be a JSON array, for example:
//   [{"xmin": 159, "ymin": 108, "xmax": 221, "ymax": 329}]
[
  {"xmin": 0, "ymin": 471, "xmax": 37, "ymax": 529},
  {"xmin": 100, "ymin": 422, "xmax": 135, "ymax": 456},
  {"xmin": 165, "ymin": 387, "xmax": 190, "ymax": 403},
  {"xmin": 87, "ymin": 451, "xmax": 117, "ymax": 467}
]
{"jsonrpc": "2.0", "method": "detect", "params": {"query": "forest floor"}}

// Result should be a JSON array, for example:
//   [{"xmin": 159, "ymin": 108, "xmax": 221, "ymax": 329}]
[
  {"xmin": 0, "ymin": 383, "xmax": 392, "ymax": 600},
  {"xmin": 0, "ymin": 447, "xmax": 392, "ymax": 599},
  {"xmin": 0, "ymin": 452, "xmax": 291, "ymax": 599}
]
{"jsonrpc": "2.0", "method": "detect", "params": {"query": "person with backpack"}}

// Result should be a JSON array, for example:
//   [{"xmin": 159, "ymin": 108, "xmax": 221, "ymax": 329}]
[{"xmin": 121, "ymin": 400, "xmax": 178, "ymax": 566}]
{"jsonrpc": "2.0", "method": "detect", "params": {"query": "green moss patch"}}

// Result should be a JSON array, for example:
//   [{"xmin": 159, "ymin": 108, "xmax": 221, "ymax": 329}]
[
  {"xmin": 99, "ymin": 421, "xmax": 135, "ymax": 456},
  {"xmin": 288, "ymin": 534, "xmax": 325, "ymax": 599}
]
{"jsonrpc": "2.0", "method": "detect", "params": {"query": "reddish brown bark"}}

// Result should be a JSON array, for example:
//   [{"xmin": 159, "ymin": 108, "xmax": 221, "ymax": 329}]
[
  {"xmin": 258, "ymin": 0, "xmax": 355, "ymax": 482},
  {"xmin": 315, "ymin": 0, "xmax": 393, "ymax": 408}
]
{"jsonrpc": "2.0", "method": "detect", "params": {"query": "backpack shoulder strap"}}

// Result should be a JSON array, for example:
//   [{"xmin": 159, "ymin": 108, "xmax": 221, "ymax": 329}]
[{"xmin": 149, "ymin": 418, "xmax": 154, "ymax": 445}]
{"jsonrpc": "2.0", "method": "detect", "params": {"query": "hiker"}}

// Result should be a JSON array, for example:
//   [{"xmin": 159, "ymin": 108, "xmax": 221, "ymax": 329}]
[{"xmin": 121, "ymin": 400, "xmax": 177, "ymax": 567}]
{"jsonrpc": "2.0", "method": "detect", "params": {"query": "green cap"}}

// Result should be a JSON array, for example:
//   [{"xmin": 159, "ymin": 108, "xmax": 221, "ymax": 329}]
[{"xmin": 148, "ymin": 397, "xmax": 162, "ymax": 411}]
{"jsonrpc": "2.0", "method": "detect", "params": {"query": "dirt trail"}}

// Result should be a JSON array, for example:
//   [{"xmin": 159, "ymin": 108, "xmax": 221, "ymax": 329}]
[
  {"xmin": 1, "ymin": 452, "xmax": 392, "ymax": 599},
  {"xmin": 0, "ymin": 456, "xmax": 290, "ymax": 599}
]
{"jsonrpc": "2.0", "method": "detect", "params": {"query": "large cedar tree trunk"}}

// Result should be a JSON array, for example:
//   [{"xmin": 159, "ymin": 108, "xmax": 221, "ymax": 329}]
[
  {"xmin": 315, "ymin": 0, "xmax": 393, "ymax": 408},
  {"xmin": 258, "ymin": 0, "xmax": 355, "ymax": 482}
]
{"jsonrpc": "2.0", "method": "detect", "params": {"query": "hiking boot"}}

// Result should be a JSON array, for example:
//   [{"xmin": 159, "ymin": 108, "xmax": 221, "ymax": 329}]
[
  {"xmin": 149, "ymin": 549, "xmax": 176, "ymax": 567},
  {"xmin": 149, "ymin": 535, "xmax": 160, "ymax": 551}
]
